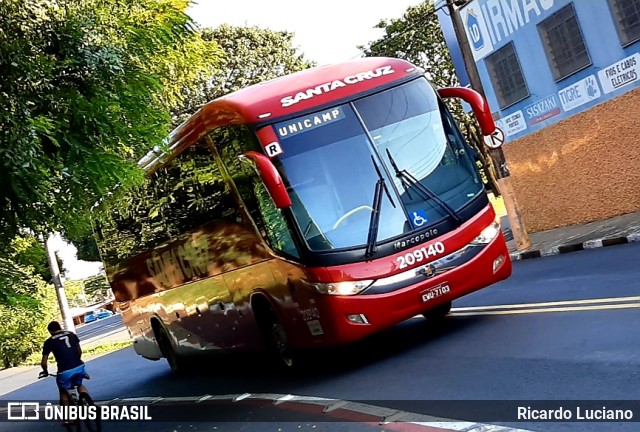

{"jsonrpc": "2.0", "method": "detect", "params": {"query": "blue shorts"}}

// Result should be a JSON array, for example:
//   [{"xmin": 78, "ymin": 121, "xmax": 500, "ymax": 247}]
[{"xmin": 56, "ymin": 364, "xmax": 86, "ymax": 391}]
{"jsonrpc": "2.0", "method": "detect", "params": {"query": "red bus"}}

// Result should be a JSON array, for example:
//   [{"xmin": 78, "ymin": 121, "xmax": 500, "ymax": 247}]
[{"xmin": 93, "ymin": 57, "xmax": 512, "ymax": 372}]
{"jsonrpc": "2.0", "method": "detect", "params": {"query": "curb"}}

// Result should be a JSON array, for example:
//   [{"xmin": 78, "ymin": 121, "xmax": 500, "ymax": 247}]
[
  {"xmin": 4, "ymin": 393, "xmax": 529, "ymax": 432},
  {"xmin": 509, "ymin": 232, "xmax": 640, "ymax": 261}
]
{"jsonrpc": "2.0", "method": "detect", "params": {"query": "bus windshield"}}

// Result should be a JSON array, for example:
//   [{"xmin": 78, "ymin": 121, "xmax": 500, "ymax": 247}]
[{"xmin": 274, "ymin": 77, "xmax": 484, "ymax": 252}]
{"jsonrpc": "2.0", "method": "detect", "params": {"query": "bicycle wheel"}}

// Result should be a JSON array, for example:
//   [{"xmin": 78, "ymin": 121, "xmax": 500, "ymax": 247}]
[
  {"xmin": 78, "ymin": 392, "xmax": 101, "ymax": 432},
  {"xmin": 63, "ymin": 420, "xmax": 80, "ymax": 432}
]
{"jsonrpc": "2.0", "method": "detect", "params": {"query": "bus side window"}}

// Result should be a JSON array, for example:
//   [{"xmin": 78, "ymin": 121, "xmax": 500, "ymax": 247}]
[
  {"xmin": 210, "ymin": 126, "xmax": 300, "ymax": 260},
  {"xmin": 94, "ymin": 185, "xmax": 146, "ymax": 267},
  {"xmin": 93, "ymin": 141, "xmax": 242, "ymax": 268},
  {"xmin": 162, "ymin": 142, "xmax": 241, "ymax": 235}
]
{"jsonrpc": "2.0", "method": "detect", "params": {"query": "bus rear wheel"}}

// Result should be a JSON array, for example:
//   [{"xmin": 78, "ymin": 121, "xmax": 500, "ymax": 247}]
[
  {"xmin": 422, "ymin": 301, "xmax": 452, "ymax": 322},
  {"xmin": 156, "ymin": 326, "xmax": 186, "ymax": 373}
]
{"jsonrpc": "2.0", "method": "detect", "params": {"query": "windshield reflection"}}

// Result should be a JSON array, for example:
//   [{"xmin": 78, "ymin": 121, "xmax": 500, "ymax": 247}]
[{"xmin": 273, "ymin": 77, "xmax": 483, "ymax": 252}]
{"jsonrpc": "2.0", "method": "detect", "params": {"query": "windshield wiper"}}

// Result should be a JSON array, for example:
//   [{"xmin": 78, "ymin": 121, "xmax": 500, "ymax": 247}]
[
  {"xmin": 385, "ymin": 149, "xmax": 463, "ymax": 225},
  {"xmin": 366, "ymin": 156, "xmax": 396, "ymax": 258}
]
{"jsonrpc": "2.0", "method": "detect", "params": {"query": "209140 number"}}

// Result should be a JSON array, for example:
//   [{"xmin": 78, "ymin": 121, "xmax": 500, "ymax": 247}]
[{"xmin": 396, "ymin": 242, "xmax": 445, "ymax": 269}]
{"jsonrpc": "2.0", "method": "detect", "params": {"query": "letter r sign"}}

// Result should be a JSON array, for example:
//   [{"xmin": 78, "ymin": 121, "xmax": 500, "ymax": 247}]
[{"xmin": 265, "ymin": 142, "xmax": 283, "ymax": 157}]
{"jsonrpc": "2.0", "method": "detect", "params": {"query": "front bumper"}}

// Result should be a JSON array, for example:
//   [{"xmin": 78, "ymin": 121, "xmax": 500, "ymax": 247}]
[{"xmin": 306, "ymin": 232, "xmax": 512, "ymax": 347}]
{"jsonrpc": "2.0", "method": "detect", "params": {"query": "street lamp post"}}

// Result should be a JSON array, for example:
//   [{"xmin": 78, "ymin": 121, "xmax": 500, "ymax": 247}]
[
  {"xmin": 447, "ymin": 0, "xmax": 532, "ymax": 251},
  {"xmin": 45, "ymin": 234, "xmax": 76, "ymax": 332}
]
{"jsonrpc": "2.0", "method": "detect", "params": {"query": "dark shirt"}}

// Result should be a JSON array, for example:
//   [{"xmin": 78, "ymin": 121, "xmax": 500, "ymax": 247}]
[{"xmin": 42, "ymin": 331, "xmax": 83, "ymax": 372}]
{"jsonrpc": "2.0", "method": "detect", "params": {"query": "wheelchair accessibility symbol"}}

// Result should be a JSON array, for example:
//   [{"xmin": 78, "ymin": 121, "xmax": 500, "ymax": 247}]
[{"xmin": 411, "ymin": 210, "xmax": 428, "ymax": 228}]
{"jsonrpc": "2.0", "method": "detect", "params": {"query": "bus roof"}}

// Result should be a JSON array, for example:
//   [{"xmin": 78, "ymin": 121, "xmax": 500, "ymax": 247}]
[
  {"xmin": 139, "ymin": 57, "xmax": 421, "ymax": 169},
  {"xmin": 219, "ymin": 57, "xmax": 419, "ymax": 119}
]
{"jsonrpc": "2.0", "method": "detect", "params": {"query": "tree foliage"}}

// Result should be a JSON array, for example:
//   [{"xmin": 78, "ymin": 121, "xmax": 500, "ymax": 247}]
[
  {"xmin": 0, "ymin": 235, "xmax": 65, "ymax": 283},
  {"xmin": 83, "ymin": 274, "xmax": 112, "ymax": 300},
  {"xmin": 0, "ymin": 0, "xmax": 223, "ymax": 366},
  {"xmin": 72, "ymin": 24, "xmax": 314, "ymax": 260},
  {"xmin": 62, "ymin": 279, "xmax": 85, "ymax": 307},
  {"xmin": 173, "ymin": 25, "xmax": 314, "ymax": 125},
  {"xmin": 0, "ymin": 258, "xmax": 58, "ymax": 368},
  {"xmin": 361, "ymin": 1, "xmax": 499, "ymax": 194},
  {"xmin": 68, "ymin": 230, "xmax": 101, "ymax": 263},
  {"xmin": 0, "ymin": 0, "xmax": 222, "ymax": 245},
  {"xmin": 361, "ymin": 1, "xmax": 457, "ymax": 88}
]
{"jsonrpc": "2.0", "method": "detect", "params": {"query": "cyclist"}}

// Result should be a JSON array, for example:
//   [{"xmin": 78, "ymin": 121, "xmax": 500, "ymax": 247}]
[{"xmin": 39, "ymin": 321, "xmax": 89, "ymax": 407}]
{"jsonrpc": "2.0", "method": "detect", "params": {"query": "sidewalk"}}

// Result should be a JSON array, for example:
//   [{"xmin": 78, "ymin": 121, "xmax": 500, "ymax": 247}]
[{"xmin": 503, "ymin": 211, "xmax": 640, "ymax": 260}]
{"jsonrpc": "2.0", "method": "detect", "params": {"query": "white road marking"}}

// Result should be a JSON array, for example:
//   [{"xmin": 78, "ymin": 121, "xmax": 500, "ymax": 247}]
[
  {"xmin": 80, "ymin": 393, "xmax": 534, "ymax": 431},
  {"xmin": 443, "ymin": 296, "xmax": 640, "ymax": 316},
  {"xmin": 452, "ymin": 296, "xmax": 640, "ymax": 312},
  {"xmin": 450, "ymin": 303, "xmax": 640, "ymax": 316}
]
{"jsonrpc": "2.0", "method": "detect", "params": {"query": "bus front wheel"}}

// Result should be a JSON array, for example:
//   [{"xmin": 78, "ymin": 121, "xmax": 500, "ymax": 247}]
[
  {"xmin": 271, "ymin": 320, "xmax": 296, "ymax": 368},
  {"xmin": 259, "ymin": 310, "xmax": 297, "ymax": 369},
  {"xmin": 422, "ymin": 301, "xmax": 452, "ymax": 322}
]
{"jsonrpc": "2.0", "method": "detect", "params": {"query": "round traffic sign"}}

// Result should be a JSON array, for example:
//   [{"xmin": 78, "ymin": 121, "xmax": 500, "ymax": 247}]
[{"xmin": 484, "ymin": 127, "xmax": 505, "ymax": 149}]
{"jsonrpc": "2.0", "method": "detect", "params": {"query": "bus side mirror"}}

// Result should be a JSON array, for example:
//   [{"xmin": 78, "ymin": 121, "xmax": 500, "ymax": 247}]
[
  {"xmin": 437, "ymin": 87, "xmax": 496, "ymax": 136},
  {"xmin": 239, "ymin": 151, "xmax": 292, "ymax": 208}
]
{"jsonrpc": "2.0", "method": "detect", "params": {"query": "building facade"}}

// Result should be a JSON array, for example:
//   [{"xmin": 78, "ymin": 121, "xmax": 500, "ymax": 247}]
[{"xmin": 439, "ymin": 0, "xmax": 640, "ymax": 232}]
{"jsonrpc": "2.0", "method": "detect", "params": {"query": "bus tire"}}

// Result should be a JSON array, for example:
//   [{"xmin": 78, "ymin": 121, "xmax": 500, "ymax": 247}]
[
  {"xmin": 155, "ymin": 325, "xmax": 186, "ymax": 373},
  {"xmin": 257, "ymin": 308, "xmax": 298, "ymax": 369},
  {"xmin": 422, "ymin": 301, "xmax": 452, "ymax": 322}
]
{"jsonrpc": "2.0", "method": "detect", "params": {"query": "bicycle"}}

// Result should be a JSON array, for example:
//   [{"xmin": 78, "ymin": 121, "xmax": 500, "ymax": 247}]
[{"xmin": 39, "ymin": 372, "xmax": 101, "ymax": 432}]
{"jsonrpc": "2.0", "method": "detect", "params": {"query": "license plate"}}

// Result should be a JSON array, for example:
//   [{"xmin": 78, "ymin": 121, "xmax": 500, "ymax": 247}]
[{"xmin": 421, "ymin": 283, "xmax": 451, "ymax": 302}]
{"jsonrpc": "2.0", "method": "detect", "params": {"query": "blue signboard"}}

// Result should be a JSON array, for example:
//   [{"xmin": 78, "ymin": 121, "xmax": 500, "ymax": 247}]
[
  {"xmin": 466, "ymin": 8, "xmax": 485, "ymax": 51},
  {"xmin": 439, "ymin": 0, "xmax": 640, "ymax": 141}
]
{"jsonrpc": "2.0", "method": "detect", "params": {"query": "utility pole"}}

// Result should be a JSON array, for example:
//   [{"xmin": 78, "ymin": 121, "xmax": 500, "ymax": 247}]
[
  {"xmin": 447, "ymin": 0, "xmax": 531, "ymax": 251},
  {"xmin": 45, "ymin": 234, "xmax": 76, "ymax": 332}
]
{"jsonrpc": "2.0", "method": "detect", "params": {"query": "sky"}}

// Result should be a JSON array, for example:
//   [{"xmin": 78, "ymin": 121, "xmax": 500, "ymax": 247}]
[
  {"xmin": 59, "ymin": 0, "xmax": 426, "ymax": 280},
  {"xmin": 187, "ymin": 0, "xmax": 425, "ymax": 65},
  {"xmin": 51, "ymin": 233, "xmax": 102, "ymax": 281}
]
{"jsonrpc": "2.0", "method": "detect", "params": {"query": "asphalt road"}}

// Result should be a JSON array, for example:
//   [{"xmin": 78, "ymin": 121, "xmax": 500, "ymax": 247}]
[
  {"xmin": 3, "ymin": 242, "xmax": 640, "ymax": 432},
  {"xmin": 76, "ymin": 314, "xmax": 128, "ymax": 347}
]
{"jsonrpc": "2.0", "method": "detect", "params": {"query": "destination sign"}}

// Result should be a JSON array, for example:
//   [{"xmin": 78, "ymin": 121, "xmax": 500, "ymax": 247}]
[{"xmin": 276, "ymin": 107, "xmax": 345, "ymax": 139}]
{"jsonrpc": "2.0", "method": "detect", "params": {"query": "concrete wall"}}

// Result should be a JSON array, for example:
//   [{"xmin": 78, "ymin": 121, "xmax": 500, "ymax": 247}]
[{"xmin": 503, "ymin": 87, "xmax": 640, "ymax": 232}]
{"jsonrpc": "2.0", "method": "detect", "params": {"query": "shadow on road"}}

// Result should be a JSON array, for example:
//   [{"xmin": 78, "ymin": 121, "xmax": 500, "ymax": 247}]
[{"xmin": 144, "ymin": 314, "xmax": 487, "ymax": 390}]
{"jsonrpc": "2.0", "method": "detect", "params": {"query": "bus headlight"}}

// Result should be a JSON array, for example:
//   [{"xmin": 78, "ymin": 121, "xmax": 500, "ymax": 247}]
[
  {"xmin": 471, "ymin": 221, "xmax": 501, "ymax": 245},
  {"xmin": 306, "ymin": 280, "xmax": 374, "ymax": 295}
]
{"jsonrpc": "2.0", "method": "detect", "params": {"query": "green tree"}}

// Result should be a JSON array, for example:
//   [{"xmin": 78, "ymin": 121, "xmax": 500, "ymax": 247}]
[
  {"xmin": 83, "ymin": 274, "xmax": 111, "ymax": 301},
  {"xmin": 1, "ymin": 235, "xmax": 66, "ymax": 283},
  {"xmin": 0, "ymin": 0, "xmax": 222, "ymax": 246},
  {"xmin": 67, "ymin": 230, "xmax": 101, "ymax": 263},
  {"xmin": 173, "ymin": 24, "xmax": 314, "ymax": 124},
  {"xmin": 360, "ymin": 1, "xmax": 499, "ymax": 194},
  {"xmin": 0, "ymin": 258, "xmax": 58, "ymax": 368},
  {"xmin": 70, "ymin": 24, "xmax": 314, "ymax": 259},
  {"xmin": 63, "ymin": 279, "xmax": 86, "ymax": 307}
]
